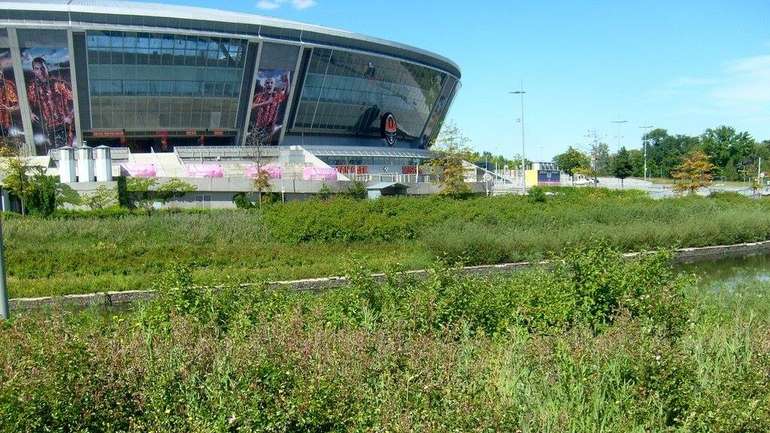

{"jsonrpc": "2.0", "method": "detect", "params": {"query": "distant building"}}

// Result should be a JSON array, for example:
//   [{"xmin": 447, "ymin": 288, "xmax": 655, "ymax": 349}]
[{"xmin": 525, "ymin": 162, "xmax": 561, "ymax": 187}]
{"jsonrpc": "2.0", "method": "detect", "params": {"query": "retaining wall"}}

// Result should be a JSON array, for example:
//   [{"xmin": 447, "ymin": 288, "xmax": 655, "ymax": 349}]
[{"xmin": 10, "ymin": 240, "xmax": 770, "ymax": 311}]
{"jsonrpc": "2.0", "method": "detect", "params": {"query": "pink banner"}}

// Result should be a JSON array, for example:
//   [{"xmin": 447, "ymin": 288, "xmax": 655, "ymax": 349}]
[
  {"xmin": 185, "ymin": 164, "xmax": 224, "ymax": 178},
  {"xmin": 245, "ymin": 164, "xmax": 282, "ymax": 179},
  {"xmin": 303, "ymin": 167, "xmax": 338, "ymax": 181},
  {"xmin": 121, "ymin": 163, "xmax": 157, "ymax": 177}
]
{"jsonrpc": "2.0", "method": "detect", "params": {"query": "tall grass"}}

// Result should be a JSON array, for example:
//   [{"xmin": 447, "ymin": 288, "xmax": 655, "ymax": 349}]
[
  {"xmin": 6, "ymin": 188, "xmax": 770, "ymax": 297},
  {"xmin": 2, "ymin": 247, "xmax": 768, "ymax": 432}
]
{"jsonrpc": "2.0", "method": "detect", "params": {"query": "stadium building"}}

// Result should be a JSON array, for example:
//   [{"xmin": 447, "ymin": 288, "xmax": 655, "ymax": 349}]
[{"xmin": 0, "ymin": 0, "xmax": 461, "ymax": 187}]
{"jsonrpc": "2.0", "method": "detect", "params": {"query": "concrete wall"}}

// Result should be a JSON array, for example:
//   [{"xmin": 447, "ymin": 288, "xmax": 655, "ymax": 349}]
[{"xmin": 11, "ymin": 240, "xmax": 770, "ymax": 310}]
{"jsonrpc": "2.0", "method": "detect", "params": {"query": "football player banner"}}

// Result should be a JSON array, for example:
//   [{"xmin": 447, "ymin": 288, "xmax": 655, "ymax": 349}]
[
  {"xmin": 21, "ymin": 46, "xmax": 76, "ymax": 155},
  {"xmin": 246, "ymin": 69, "xmax": 292, "ymax": 147},
  {"xmin": 0, "ymin": 48, "xmax": 25, "ymax": 151}
]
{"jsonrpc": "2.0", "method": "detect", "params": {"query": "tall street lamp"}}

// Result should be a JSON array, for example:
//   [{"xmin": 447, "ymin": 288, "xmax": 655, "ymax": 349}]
[
  {"xmin": 639, "ymin": 125, "xmax": 654, "ymax": 181},
  {"xmin": 510, "ymin": 86, "xmax": 526, "ymax": 194},
  {"xmin": 0, "ymin": 216, "xmax": 7, "ymax": 320},
  {"xmin": 611, "ymin": 119, "xmax": 629, "ymax": 151}
]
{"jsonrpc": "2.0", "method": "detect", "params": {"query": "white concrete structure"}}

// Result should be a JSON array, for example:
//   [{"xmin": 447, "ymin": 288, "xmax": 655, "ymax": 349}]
[
  {"xmin": 77, "ymin": 146, "xmax": 94, "ymax": 183},
  {"xmin": 94, "ymin": 146, "xmax": 112, "ymax": 182},
  {"xmin": 59, "ymin": 146, "xmax": 77, "ymax": 184}
]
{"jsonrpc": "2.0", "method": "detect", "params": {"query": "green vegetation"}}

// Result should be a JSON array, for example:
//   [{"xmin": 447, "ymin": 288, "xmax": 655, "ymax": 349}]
[
  {"xmin": 558, "ymin": 126, "xmax": 770, "ymax": 182},
  {"xmin": 1, "ymin": 157, "xmax": 67, "ymax": 217},
  {"xmin": 124, "ymin": 177, "xmax": 198, "ymax": 209},
  {"xmin": 2, "ymin": 246, "xmax": 769, "ymax": 432},
  {"xmin": 5, "ymin": 189, "xmax": 770, "ymax": 298},
  {"xmin": 429, "ymin": 121, "xmax": 474, "ymax": 198},
  {"xmin": 612, "ymin": 146, "xmax": 633, "ymax": 188},
  {"xmin": 553, "ymin": 146, "xmax": 591, "ymax": 183}
]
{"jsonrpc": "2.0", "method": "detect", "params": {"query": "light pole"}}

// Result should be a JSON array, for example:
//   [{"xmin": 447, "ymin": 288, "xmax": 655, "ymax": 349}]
[
  {"xmin": 510, "ymin": 85, "xmax": 526, "ymax": 193},
  {"xmin": 610, "ymin": 119, "xmax": 629, "ymax": 151},
  {"xmin": 639, "ymin": 125, "xmax": 653, "ymax": 181},
  {"xmin": 0, "ymin": 216, "xmax": 7, "ymax": 320}
]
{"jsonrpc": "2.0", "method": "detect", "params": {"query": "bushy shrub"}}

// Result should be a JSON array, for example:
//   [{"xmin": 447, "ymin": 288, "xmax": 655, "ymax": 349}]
[
  {"xmin": 344, "ymin": 180, "xmax": 367, "ymax": 200},
  {"xmin": 421, "ymin": 220, "xmax": 514, "ymax": 265},
  {"xmin": 528, "ymin": 186, "xmax": 547, "ymax": 203},
  {"xmin": 2, "ymin": 247, "xmax": 770, "ymax": 432},
  {"xmin": 232, "ymin": 192, "xmax": 256, "ymax": 209}
]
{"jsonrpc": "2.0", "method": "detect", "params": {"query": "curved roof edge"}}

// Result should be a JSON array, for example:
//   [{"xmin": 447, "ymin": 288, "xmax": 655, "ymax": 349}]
[{"xmin": 0, "ymin": 0, "xmax": 461, "ymax": 78}]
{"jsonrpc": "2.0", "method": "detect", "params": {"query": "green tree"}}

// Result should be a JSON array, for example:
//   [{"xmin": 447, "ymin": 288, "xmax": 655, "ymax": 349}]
[
  {"xmin": 627, "ymin": 149, "xmax": 645, "ymax": 177},
  {"xmin": 429, "ymin": 146, "xmax": 472, "ymax": 198},
  {"xmin": 470, "ymin": 151, "xmax": 520, "ymax": 171},
  {"xmin": 1, "ymin": 158, "xmax": 70, "ymax": 216},
  {"xmin": 672, "ymin": 150, "xmax": 715, "ymax": 194},
  {"xmin": 701, "ymin": 126, "xmax": 755, "ymax": 180},
  {"xmin": 553, "ymin": 146, "xmax": 590, "ymax": 184},
  {"xmin": 430, "ymin": 122, "xmax": 473, "ymax": 198},
  {"xmin": 644, "ymin": 129, "xmax": 700, "ymax": 178},
  {"xmin": 1, "ymin": 157, "xmax": 33, "ymax": 214},
  {"xmin": 612, "ymin": 147, "xmax": 634, "ymax": 189}
]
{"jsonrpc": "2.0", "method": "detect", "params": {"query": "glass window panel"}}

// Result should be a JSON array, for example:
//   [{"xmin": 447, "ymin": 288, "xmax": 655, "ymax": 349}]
[{"xmin": 87, "ymin": 31, "xmax": 246, "ymax": 130}]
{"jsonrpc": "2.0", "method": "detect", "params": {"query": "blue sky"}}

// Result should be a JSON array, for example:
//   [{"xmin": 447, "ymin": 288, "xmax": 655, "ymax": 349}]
[{"xmin": 163, "ymin": 0, "xmax": 770, "ymax": 161}]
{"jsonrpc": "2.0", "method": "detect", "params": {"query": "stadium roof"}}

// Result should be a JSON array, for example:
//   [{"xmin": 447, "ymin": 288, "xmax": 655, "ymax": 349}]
[{"xmin": 0, "ymin": 0, "xmax": 461, "ymax": 78}]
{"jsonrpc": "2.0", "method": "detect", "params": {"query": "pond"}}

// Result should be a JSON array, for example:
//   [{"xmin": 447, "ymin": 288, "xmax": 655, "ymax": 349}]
[{"xmin": 677, "ymin": 253, "xmax": 770, "ymax": 290}]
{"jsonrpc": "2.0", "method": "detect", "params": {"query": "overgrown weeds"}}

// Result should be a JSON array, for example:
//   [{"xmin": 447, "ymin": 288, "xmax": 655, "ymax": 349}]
[
  {"xmin": 3, "ymin": 245, "xmax": 768, "ymax": 431},
  {"xmin": 6, "ymin": 188, "xmax": 770, "ymax": 298}
]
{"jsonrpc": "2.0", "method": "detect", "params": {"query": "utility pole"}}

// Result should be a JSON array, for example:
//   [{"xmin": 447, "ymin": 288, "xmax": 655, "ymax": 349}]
[
  {"xmin": 639, "ymin": 125, "xmax": 654, "ymax": 181},
  {"xmin": 0, "ymin": 215, "xmax": 8, "ymax": 320},
  {"xmin": 510, "ymin": 82, "xmax": 527, "ymax": 194}
]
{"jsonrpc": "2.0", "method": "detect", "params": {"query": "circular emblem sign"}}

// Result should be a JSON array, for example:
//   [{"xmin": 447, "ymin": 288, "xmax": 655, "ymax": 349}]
[{"xmin": 381, "ymin": 113, "xmax": 398, "ymax": 146}]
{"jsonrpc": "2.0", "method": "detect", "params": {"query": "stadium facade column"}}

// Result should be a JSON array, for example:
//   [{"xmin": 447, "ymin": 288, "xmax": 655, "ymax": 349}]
[
  {"xmin": 66, "ymin": 29, "xmax": 83, "ymax": 147},
  {"xmin": 277, "ymin": 46, "xmax": 305, "ymax": 146},
  {"xmin": 240, "ymin": 42, "xmax": 263, "ymax": 146},
  {"xmin": 7, "ymin": 27, "xmax": 35, "ymax": 156}
]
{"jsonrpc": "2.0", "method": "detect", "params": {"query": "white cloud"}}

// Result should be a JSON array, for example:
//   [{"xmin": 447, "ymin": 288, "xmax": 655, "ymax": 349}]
[
  {"xmin": 256, "ymin": 0, "xmax": 317, "ymax": 10},
  {"xmin": 712, "ymin": 54, "xmax": 770, "ymax": 104},
  {"xmin": 662, "ymin": 53, "xmax": 770, "ymax": 108},
  {"xmin": 256, "ymin": 0, "xmax": 281, "ymax": 9},
  {"xmin": 292, "ymin": 0, "xmax": 317, "ymax": 9}
]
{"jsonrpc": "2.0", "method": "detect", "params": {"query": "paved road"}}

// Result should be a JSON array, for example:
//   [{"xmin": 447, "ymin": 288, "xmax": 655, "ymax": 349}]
[{"xmin": 571, "ymin": 177, "xmax": 768, "ymax": 198}]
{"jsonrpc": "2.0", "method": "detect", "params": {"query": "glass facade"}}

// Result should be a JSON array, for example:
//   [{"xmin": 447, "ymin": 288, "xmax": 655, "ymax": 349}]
[
  {"xmin": 290, "ymin": 48, "xmax": 446, "ymax": 146},
  {"xmin": 2, "ymin": 5, "xmax": 460, "ymax": 153},
  {"xmin": 421, "ymin": 76, "xmax": 458, "ymax": 145},
  {"xmin": 86, "ymin": 31, "xmax": 246, "ymax": 131}
]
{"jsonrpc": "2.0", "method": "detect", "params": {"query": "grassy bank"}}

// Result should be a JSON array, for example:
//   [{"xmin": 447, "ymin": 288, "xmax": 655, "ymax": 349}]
[
  {"xmin": 6, "ymin": 188, "xmax": 770, "ymax": 298},
  {"xmin": 2, "ymin": 247, "xmax": 768, "ymax": 432}
]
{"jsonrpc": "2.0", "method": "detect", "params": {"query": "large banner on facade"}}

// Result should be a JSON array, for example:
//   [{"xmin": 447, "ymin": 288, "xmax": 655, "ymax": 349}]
[
  {"xmin": 21, "ymin": 46, "xmax": 76, "ymax": 154},
  {"xmin": 246, "ymin": 69, "xmax": 292, "ymax": 147},
  {"xmin": 0, "ymin": 48, "xmax": 25, "ymax": 152}
]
